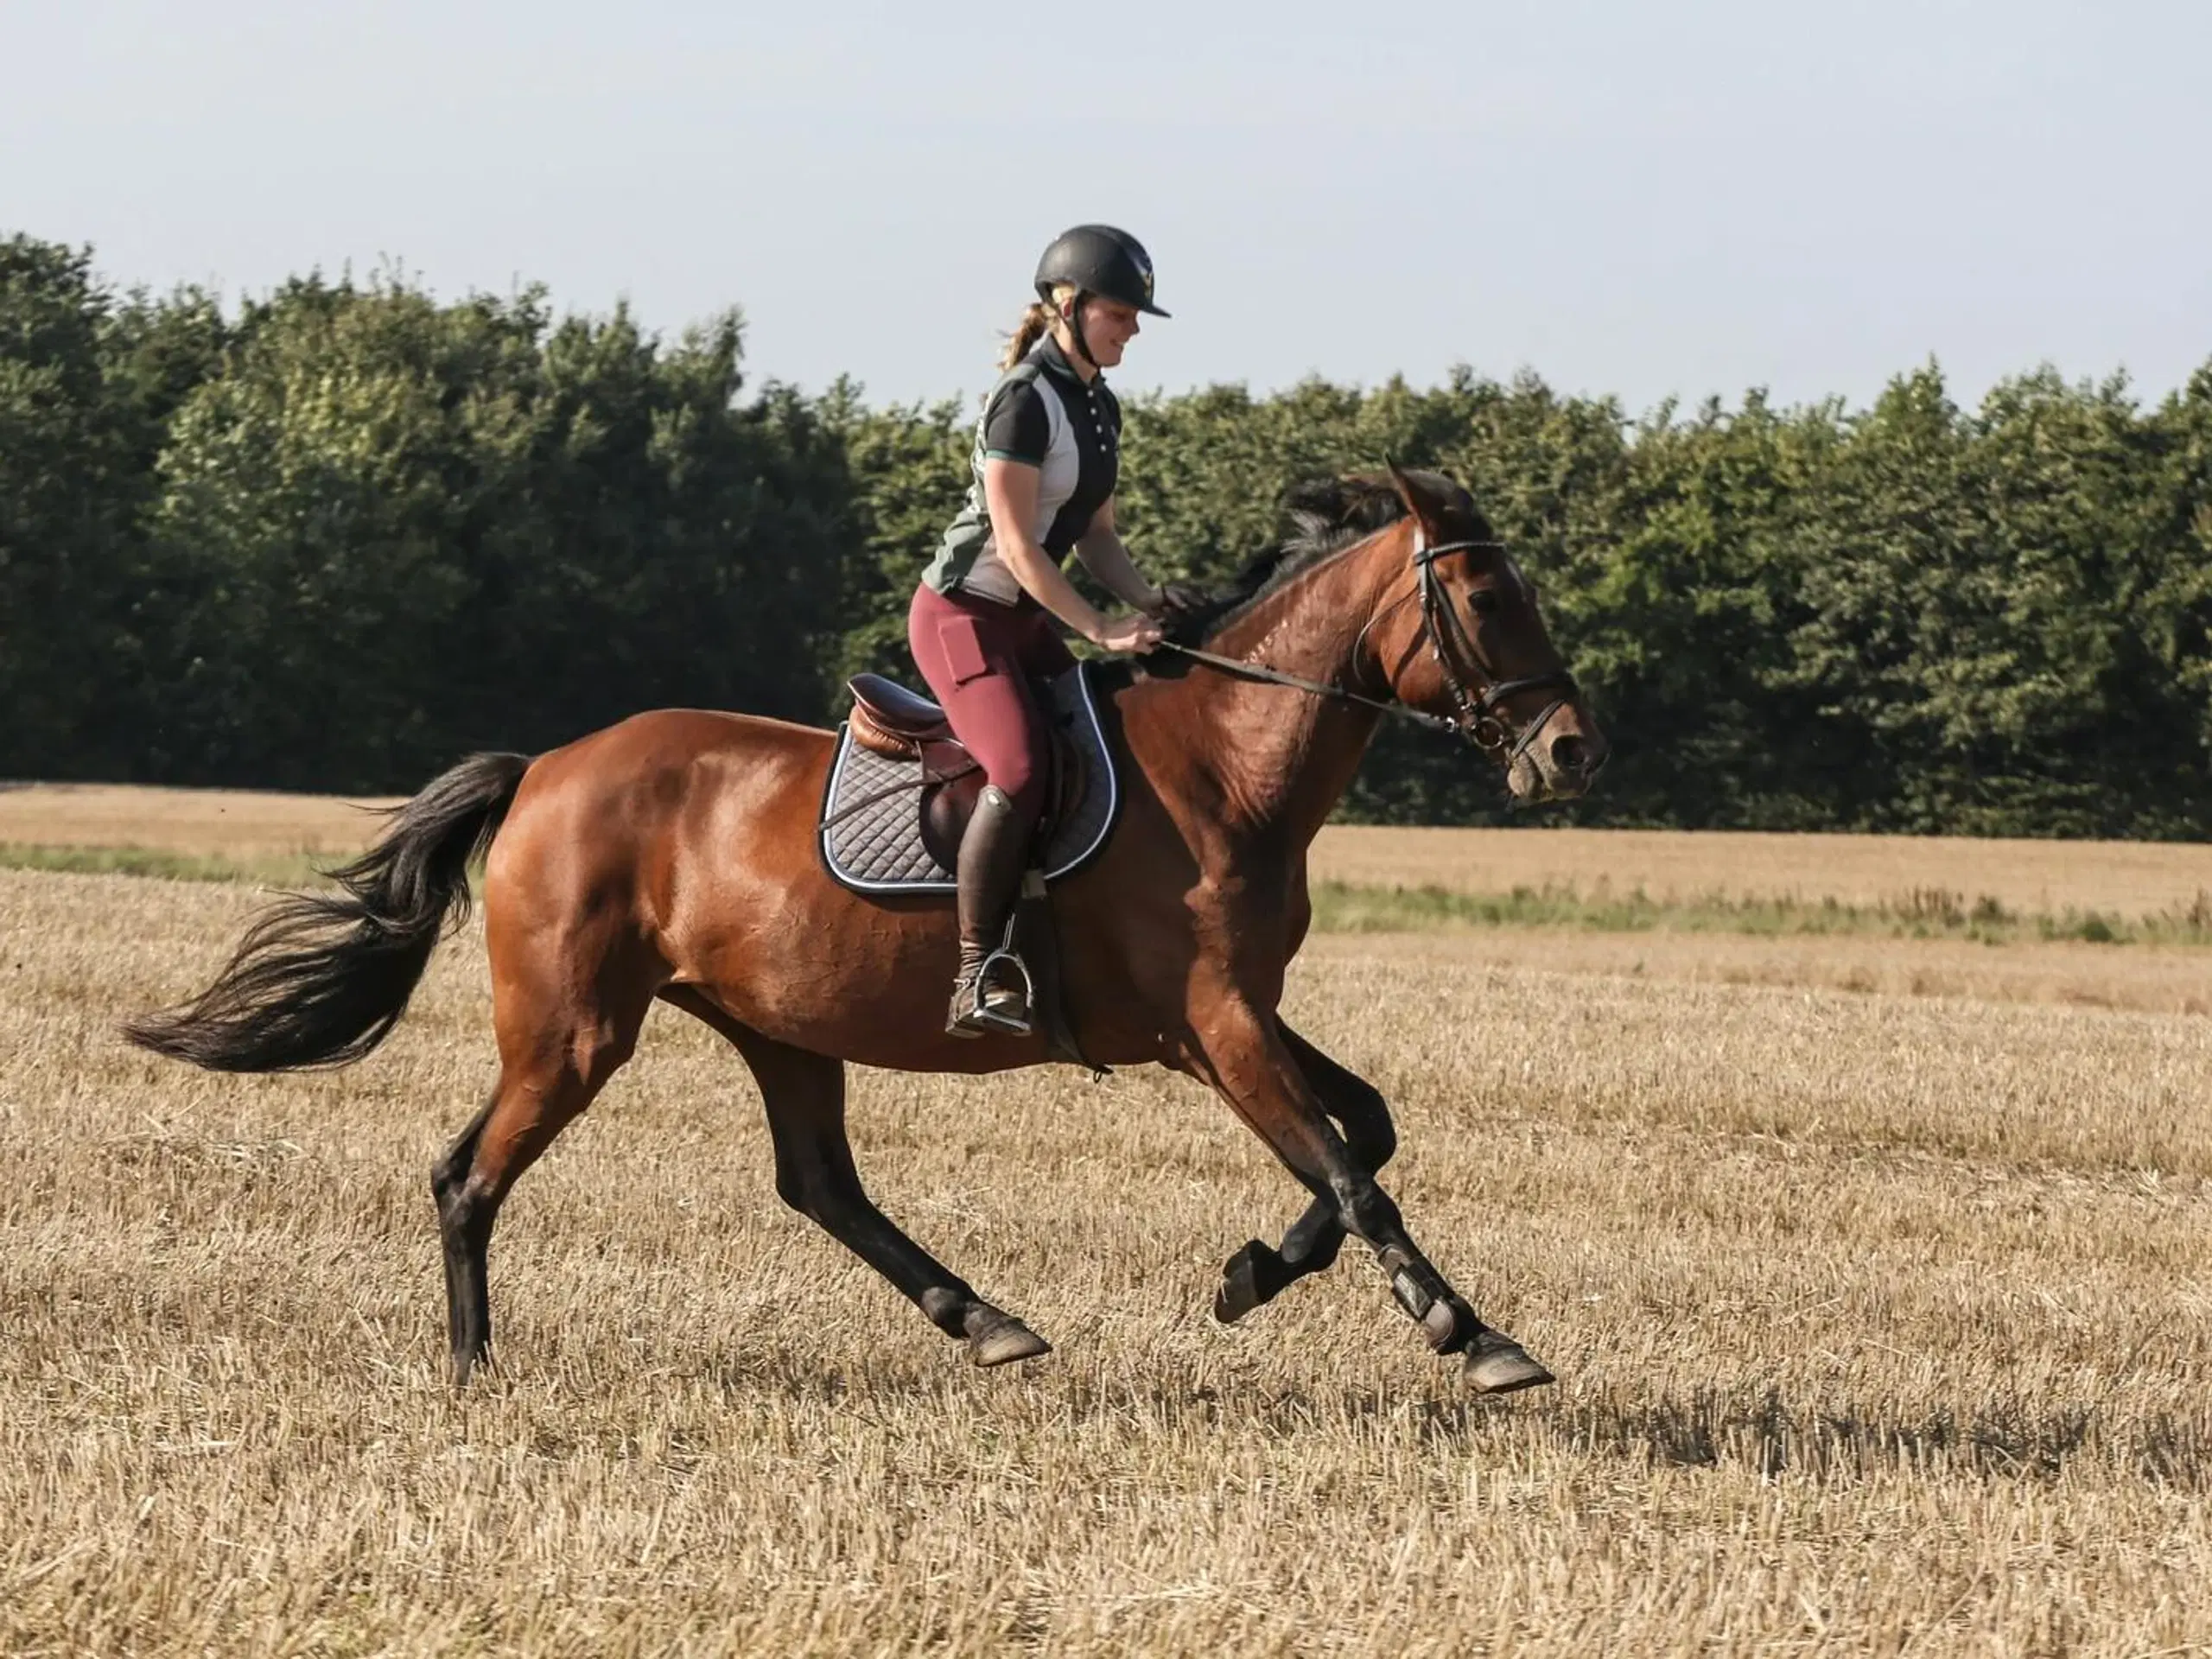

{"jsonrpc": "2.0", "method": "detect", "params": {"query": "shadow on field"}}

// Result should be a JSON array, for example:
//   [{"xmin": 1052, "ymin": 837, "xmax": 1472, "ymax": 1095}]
[
  {"xmin": 1503, "ymin": 1388, "xmax": 2210, "ymax": 1489},
  {"xmin": 1001, "ymin": 1370, "xmax": 2211, "ymax": 1491},
  {"xmin": 700, "ymin": 1347, "xmax": 2212, "ymax": 1494}
]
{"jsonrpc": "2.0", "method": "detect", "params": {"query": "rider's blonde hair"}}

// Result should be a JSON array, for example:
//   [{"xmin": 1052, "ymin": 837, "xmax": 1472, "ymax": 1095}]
[{"xmin": 999, "ymin": 283, "xmax": 1080, "ymax": 372}]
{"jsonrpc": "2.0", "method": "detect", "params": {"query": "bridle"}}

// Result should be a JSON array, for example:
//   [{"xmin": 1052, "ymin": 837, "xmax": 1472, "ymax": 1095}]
[
  {"xmin": 1398, "ymin": 528, "xmax": 1579, "ymax": 762},
  {"xmin": 1159, "ymin": 524, "xmax": 1580, "ymax": 766}
]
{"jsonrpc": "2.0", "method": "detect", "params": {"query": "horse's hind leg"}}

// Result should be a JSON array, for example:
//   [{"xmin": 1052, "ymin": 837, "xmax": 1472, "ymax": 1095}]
[
  {"xmin": 431, "ymin": 1093, "xmax": 497, "ymax": 1365},
  {"xmin": 662, "ymin": 988, "xmax": 1049, "ymax": 1368},
  {"xmin": 430, "ymin": 970, "xmax": 653, "ymax": 1383},
  {"xmin": 1216, "ymin": 1020, "xmax": 1395, "ymax": 1323}
]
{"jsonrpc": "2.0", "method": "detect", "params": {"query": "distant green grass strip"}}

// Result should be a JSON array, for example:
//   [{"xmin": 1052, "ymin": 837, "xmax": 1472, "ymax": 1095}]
[
  {"xmin": 9, "ymin": 844, "xmax": 2210, "ymax": 949},
  {"xmin": 1307, "ymin": 879, "xmax": 2212, "ymax": 947},
  {"xmin": 0, "ymin": 842, "xmax": 329, "ymax": 886}
]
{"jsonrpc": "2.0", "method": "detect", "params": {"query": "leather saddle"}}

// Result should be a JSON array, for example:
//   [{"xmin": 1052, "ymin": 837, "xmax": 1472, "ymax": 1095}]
[{"xmin": 846, "ymin": 673, "xmax": 1088, "ymax": 869}]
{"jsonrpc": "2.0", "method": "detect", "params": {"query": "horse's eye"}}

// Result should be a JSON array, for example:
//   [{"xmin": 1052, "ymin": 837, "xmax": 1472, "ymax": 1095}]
[{"xmin": 1465, "ymin": 588, "xmax": 1499, "ymax": 617}]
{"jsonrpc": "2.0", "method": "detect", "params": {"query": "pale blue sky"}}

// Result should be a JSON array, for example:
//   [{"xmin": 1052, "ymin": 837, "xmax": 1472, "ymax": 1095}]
[{"xmin": 4, "ymin": 0, "xmax": 2206, "ymax": 412}]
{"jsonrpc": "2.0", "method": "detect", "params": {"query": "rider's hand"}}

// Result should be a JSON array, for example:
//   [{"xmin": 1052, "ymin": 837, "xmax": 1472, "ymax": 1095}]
[
  {"xmin": 1147, "ymin": 580, "xmax": 1211, "ymax": 623},
  {"xmin": 1092, "ymin": 613, "xmax": 1166, "ymax": 655}
]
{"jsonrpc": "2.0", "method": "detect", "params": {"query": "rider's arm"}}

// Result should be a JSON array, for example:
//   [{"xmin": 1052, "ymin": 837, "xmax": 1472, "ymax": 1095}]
[
  {"xmin": 984, "ymin": 464, "xmax": 1160, "ymax": 656},
  {"xmin": 1071, "ymin": 498, "xmax": 1163, "ymax": 613}
]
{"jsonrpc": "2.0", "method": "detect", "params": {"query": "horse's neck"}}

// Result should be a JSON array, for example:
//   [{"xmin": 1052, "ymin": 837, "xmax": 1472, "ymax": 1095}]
[{"xmin": 1139, "ymin": 536, "xmax": 1396, "ymax": 853}]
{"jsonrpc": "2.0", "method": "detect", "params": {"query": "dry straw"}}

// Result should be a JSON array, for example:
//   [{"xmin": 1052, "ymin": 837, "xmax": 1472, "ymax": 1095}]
[{"xmin": 5, "ymin": 852, "xmax": 2211, "ymax": 1654}]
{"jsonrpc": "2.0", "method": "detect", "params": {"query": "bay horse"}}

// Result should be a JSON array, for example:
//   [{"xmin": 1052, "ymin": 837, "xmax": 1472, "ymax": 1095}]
[{"xmin": 125, "ymin": 466, "xmax": 1609, "ymax": 1393}]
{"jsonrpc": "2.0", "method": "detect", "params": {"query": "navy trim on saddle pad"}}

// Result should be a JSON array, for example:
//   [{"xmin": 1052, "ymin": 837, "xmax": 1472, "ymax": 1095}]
[{"xmin": 817, "ymin": 661, "xmax": 1121, "ymax": 895}]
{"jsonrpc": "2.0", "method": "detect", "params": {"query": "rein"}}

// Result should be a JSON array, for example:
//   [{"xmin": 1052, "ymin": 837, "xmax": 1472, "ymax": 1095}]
[
  {"xmin": 1157, "ymin": 531, "xmax": 1578, "ymax": 763},
  {"xmin": 1154, "ymin": 642, "xmax": 1457, "ymax": 734}
]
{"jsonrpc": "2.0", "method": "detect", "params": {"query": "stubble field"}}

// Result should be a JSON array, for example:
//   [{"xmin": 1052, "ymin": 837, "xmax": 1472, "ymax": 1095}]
[{"xmin": 4, "ymin": 785, "xmax": 2211, "ymax": 1655}]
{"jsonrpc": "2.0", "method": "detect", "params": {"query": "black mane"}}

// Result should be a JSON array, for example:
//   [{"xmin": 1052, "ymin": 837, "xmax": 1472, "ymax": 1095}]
[{"xmin": 1165, "ymin": 471, "xmax": 1484, "ymax": 645}]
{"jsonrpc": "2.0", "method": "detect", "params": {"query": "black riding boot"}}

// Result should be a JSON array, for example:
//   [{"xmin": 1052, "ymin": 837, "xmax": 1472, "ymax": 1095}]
[{"xmin": 948, "ymin": 785, "xmax": 1034, "ymax": 1038}]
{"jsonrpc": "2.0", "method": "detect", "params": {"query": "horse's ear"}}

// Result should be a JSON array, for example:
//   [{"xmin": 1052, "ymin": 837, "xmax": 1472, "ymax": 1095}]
[{"xmin": 1384, "ymin": 459, "xmax": 1446, "ymax": 543}]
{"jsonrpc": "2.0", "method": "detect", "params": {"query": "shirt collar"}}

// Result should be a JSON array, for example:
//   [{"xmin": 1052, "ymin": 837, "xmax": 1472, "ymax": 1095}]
[{"xmin": 1032, "ymin": 332, "xmax": 1101, "ymax": 388}]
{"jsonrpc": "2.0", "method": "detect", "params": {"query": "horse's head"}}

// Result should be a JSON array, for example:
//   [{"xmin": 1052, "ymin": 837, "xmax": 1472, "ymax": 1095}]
[{"xmin": 1355, "ymin": 466, "xmax": 1608, "ymax": 804}]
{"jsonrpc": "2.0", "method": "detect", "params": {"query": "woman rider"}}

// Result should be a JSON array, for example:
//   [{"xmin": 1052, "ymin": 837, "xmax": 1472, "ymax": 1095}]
[{"xmin": 910, "ymin": 225, "xmax": 1198, "ymax": 1039}]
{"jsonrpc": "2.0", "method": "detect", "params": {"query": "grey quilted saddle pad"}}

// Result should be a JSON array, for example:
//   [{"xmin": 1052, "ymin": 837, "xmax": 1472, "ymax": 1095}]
[{"xmin": 818, "ymin": 663, "xmax": 1120, "ymax": 893}]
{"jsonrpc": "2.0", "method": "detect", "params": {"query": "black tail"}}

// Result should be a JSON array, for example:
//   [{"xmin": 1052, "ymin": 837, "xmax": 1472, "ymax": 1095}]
[{"xmin": 124, "ymin": 752, "xmax": 533, "ymax": 1072}]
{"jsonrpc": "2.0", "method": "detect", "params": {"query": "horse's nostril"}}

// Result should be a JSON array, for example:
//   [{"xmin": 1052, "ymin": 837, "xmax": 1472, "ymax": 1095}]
[{"xmin": 1551, "ymin": 734, "xmax": 1587, "ymax": 772}]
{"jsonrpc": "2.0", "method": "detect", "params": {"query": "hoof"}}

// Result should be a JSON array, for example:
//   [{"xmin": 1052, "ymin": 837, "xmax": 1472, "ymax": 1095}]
[
  {"xmin": 1215, "ymin": 1240, "xmax": 1289, "ymax": 1324},
  {"xmin": 966, "ymin": 1308, "xmax": 1052, "ymax": 1368},
  {"xmin": 1464, "ymin": 1331, "xmax": 1554, "ymax": 1395}
]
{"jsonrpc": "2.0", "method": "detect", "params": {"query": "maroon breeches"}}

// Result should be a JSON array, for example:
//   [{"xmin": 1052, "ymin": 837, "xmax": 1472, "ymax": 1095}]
[{"xmin": 908, "ymin": 583, "xmax": 1077, "ymax": 827}]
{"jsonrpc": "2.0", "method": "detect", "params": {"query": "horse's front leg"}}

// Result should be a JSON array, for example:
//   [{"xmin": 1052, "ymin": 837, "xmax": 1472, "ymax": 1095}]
[
  {"xmin": 1184, "ymin": 997, "xmax": 1552, "ymax": 1394},
  {"xmin": 1214, "ymin": 1021, "xmax": 1391, "ymax": 1321}
]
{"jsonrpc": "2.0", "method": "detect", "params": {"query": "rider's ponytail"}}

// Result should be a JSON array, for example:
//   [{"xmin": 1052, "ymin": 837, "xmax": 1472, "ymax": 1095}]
[{"xmin": 999, "ymin": 283, "xmax": 1077, "ymax": 371}]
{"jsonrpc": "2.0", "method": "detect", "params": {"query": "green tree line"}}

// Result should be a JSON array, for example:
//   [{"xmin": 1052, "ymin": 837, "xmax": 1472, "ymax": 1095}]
[{"xmin": 5, "ymin": 232, "xmax": 2209, "ymax": 834}]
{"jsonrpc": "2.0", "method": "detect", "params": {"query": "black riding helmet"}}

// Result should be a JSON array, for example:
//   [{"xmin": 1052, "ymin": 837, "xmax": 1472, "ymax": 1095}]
[{"xmin": 1033, "ymin": 225, "xmax": 1167, "ymax": 369}]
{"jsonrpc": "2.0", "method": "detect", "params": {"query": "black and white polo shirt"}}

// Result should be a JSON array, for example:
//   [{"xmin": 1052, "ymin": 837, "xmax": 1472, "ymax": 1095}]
[{"xmin": 922, "ymin": 334, "xmax": 1122, "ymax": 605}]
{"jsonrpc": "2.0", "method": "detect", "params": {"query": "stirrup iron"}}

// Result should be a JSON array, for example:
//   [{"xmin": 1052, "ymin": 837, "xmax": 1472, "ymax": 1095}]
[
  {"xmin": 975, "ymin": 906, "xmax": 1036, "ymax": 1028},
  {"xmin": 950, "ymin": 906, "xmax": 1034, "ymax": 1037}
]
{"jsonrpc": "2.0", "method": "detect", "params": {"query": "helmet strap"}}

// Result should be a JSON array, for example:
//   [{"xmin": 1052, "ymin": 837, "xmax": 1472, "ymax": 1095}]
[{"xmin": 1062, "ymin": 291, "xmax": 1101, "ymax": 373}]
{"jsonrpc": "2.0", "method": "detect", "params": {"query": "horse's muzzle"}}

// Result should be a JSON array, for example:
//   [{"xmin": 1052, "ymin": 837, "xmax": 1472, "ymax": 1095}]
[{"xmin": 1508, "ymin": 709, "xmax": 1610, "ymax": 803}]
